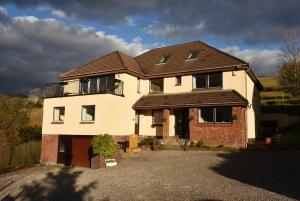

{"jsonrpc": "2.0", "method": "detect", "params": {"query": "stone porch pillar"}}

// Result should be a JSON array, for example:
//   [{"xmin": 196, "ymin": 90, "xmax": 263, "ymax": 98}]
[{"xmin": 162, "ymin": 109, "xmax": 170, "ymax": 139}]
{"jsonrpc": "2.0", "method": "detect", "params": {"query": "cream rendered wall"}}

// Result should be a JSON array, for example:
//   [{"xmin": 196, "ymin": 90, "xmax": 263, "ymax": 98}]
[
  {"xmin": 164, "ymin": 75, "xmax": 193, "ymax": 93},
  {"xmin": 138, "ymin": 110, "xmax": 156, "ymax": 136},
  {"xmin": 223, "ymin": 70, "xmax": 259, "ymax": 139},
  {"xmin": 42, "ymin": 73, "xmax": 145, "ymax": 136}
]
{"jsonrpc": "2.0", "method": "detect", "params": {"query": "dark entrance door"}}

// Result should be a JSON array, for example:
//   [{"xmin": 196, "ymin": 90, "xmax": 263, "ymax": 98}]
[
  {"xmin": 174, "ymin": 108, "xmax": 190, "ymax": 139},
  {"xmin": 57, "ymin": 136, "xmax": 72, "ymax": 166}
]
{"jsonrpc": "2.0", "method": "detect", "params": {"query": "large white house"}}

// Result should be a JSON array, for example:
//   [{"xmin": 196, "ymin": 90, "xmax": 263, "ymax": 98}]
[{"xmin": 41, "ymin": 41, "xmax": 262, "ymax": 167}]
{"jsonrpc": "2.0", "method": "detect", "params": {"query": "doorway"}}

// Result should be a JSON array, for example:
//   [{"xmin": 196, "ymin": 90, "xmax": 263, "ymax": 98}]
[{"xmin": 174, "ymin": 108, "xmax": 190, "ymax": 139}]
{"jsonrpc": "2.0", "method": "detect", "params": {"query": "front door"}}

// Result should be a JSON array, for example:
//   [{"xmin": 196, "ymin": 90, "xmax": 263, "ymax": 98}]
[{"xmin": 174, "ymin": 109, "xmax": 189, "ymax": 139}]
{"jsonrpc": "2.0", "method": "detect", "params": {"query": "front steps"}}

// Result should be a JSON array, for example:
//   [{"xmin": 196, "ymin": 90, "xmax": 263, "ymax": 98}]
[{"xmin": 159, "ymin": 137, "xmax": 189, "ymax": 150}]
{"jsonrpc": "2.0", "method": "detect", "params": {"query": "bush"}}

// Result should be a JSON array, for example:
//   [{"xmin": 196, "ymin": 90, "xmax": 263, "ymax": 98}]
[
  {"xmin": 91, "ymin": 134, "xmax": 118, "ymax": 157},
  {"xmin": 19, "ymin": 126, "xmax": 42, "ymax": 142},
  {"xmin": 190, "ymin": 140, "xmax": 206, "ymax": 148},
  {"xmin": 139, "ymin": 136, "xmax": 160, "ymax": 150},
  {"xmin": 272, "ymin": 124, "xmax": 300, "ymax": 150}
]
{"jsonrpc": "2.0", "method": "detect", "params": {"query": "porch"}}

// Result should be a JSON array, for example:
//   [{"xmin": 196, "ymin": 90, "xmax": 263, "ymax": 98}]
[{"xmin": 133, "ymin": 90, "xmax": 249, "ymax": 148}]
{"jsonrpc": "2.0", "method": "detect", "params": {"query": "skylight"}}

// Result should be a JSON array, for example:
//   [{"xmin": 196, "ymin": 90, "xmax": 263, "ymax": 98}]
[
  {"xmin": 159, "ymin": 54, "xmax": 171, "ymax": 64},
  {"xmin": 186, "ymin": 50, "xmax": 199, "ymax": 60}
]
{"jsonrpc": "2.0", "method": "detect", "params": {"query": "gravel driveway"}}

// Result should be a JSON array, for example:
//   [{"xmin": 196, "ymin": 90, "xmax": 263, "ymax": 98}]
[{"xmin": 1, "ymin": 150, "xmax": 300, "ymax": 201}]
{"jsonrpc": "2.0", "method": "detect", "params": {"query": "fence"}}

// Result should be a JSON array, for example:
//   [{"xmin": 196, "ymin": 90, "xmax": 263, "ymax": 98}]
[{"xmin": 0, "ymin": 141, "xmax": 41, "ymax": 166}]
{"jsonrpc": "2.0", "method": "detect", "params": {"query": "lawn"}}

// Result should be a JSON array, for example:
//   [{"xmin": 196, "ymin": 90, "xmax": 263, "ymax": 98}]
[{"xmin": 272, "ymin": 124, "xmax": 300, "ymax": 149}]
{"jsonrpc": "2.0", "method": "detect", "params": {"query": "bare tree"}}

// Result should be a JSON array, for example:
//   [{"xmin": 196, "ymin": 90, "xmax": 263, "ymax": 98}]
[{"xmin": 278, "ymin": 31, "xmax": 300, "ymax": 98}]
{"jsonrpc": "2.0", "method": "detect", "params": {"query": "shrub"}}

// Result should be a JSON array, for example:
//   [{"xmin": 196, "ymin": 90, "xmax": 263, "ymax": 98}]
[
  {"xmin": 190, "ymin": 140, "xmax": 206, "ymax": 148},
  {"xmin": 19, "ymin": 125, "xmax": 41, "ymax": 142},
  {"xmin": 91, "ymin": 134, "xmax": 118, "ymax": 157},
  {"xmin": 139, "ymin": 136, "xmax": 160, "ymax": 150}
]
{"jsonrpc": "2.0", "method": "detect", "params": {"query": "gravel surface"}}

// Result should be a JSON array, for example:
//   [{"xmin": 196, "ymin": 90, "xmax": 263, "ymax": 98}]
[{"xmin": 1, "ymin": 150, "xmax": 300, "ymax": 201}]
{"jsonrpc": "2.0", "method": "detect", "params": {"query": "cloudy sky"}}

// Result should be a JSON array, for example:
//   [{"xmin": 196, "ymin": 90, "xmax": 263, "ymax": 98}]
[{"xmin": 0, "ymin": 0, "xmax": 299, "ymax": 95}]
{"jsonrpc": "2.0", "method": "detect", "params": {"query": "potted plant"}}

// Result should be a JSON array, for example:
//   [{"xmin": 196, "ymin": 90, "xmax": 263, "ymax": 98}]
[{"xmin": 91, "ymin": 134, "xmax": 118, "ymax": 169}]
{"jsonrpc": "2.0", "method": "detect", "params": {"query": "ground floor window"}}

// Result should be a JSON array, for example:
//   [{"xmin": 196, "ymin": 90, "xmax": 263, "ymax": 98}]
[
  {"xmin": 152, "ymin": 110, "xmax": 163, "ymax": 125},
  {"xmin": 198, "ymin": 107, "xmax": 232, "ymax": 123}
]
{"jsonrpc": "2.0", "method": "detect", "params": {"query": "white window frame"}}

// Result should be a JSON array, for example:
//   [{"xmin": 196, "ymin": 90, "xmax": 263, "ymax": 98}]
[
  {"xmin": 53, "ymin": 107, "xmax": 65, "ymax": 122},
  {"xmin": 81, "ymin": 105, "xmax": 95, "ymax": 121}
]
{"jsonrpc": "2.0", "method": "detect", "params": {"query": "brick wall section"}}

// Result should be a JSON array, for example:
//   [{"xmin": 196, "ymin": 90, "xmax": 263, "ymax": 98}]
[
  {"xmin": 163, "ymin": 109, "xmax": 170, "ymax": 139},
  {"xmin": 40, "ymin": 134, "xmax": 59, "ymax": 164},
  {"xmin": 189, "ymin": 106, "xmax": 247, "ymax": 148}
]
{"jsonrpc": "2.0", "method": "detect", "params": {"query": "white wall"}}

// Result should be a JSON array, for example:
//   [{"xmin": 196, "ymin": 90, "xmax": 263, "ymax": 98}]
[{"xmin": 42, "ymin": 73, "xmax": 144, "ymax": 136}]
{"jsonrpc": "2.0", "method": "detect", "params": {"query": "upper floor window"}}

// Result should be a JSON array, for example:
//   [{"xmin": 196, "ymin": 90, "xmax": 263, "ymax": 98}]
[
  {"xmin": 193, "ymin": 72, "xmax": 222, "ymax": 89},
  {"xmin": 186, "ymin": 50, "xmax": 199, "ymax": 60},
  {"xmin": 80, "ymin": 75, "xmax": 115, "ymax": 94},
  {"xmin": 150, "ymin": 78, "xmax": 164, "ymax": 92},
  {"xmin": 53, "ymin": 107, "xmax": 65, "ymax": 122},
  {"xmin": 81, "ymin": 105, "xmax": 95, "ymax": 121},
  {"xmin": 175, "ymin": 76, "xmax": 181, "ymax": 86},
  {"xmin": 159, "ymin": 54, "xmax": 171, "ymax": 64},
  {"xmin": 198, "ymin": 107, "xmax": 232, "ymax": 123}
]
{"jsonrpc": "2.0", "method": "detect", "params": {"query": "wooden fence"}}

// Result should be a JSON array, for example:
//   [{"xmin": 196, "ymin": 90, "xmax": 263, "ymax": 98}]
[{"xmin": 0, "ymin": 141, "xmax": 41, "ymax": 166}]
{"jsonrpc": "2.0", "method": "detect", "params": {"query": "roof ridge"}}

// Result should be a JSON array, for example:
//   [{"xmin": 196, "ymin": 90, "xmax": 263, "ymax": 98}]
[
  {"xmin": 115, "ymin": 51, "xmax": 126, "ymax": 70},
  {"xmin": 117, "ymin": 51, "xmax": 146, "ymax": 74}
]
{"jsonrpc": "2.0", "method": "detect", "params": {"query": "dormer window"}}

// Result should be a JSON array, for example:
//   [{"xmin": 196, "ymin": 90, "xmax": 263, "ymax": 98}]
[
  {"xmin": 186, "ymin": 50, "xmax": 199, "ymax": 60},
  {"xmin": 159, "ymin": 54, "xmax": 171, "ymax": 64}
]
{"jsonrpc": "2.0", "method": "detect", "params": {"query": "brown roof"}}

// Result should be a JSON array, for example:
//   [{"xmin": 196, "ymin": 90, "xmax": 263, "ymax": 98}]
[
  {"xmin": 132, "ymin": 90, "xmax": 248, "ymax": 110},
  {"xmin": 58, "ymin": 41, "xmax": 261, "ymax": 88},
  {"xmin": 135, "ymin": 41, "xmax": 248, "ymax": 77},
  {"xmin": 59, "ymin": 51, "xmax": 143, "ymax": 80}
]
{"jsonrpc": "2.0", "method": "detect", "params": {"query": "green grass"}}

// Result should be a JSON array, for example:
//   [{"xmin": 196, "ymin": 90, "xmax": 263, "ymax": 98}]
[{"xmin": 258, "ymin": 76, "xmax": 279, "ymax": 90}]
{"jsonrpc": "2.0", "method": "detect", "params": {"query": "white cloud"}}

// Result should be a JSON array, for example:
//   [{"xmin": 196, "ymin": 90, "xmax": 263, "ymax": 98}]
[
  {"xmin": 221, "ymin": 46, "xmax": 282, "ymax": 76},
  {"xmin": 145, "ymin": 21, "xmax": 205, "ymax": 38},
  {"xmin": 125, "ymin": 16, "xmax": 135, "ymax": 26},
  {"xmin": 0, "ymin": 13, "xmax": 147, "ymax": 94},
  {"xmin": 52, "ymin": 9, "xmax": 66, "ymax": 18}
]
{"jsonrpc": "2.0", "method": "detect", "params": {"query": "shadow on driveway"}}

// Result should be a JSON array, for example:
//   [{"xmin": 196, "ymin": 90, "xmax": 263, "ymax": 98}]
[
  {"xmin": 2, "ymin": 167, "xmax": 97, "ymax": 201},
  {"xmin": 211, "ymin": 151, "xmax": 300, "ymax": 200}
]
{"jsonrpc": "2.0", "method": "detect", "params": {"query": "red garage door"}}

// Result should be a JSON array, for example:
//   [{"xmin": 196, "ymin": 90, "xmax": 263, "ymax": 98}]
[{"xmin": 71, "ymin": 136, "xmax": 92, "ymax": 167}]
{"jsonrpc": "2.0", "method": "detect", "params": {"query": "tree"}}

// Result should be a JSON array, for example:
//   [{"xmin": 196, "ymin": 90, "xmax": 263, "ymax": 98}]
[
  {"xmin": 278, "ymin": 32, "xmax": 300, "ymax": 98},
  {"xmin": 0, "ymin": 95, "xmax": 29, "ymax": 145}
]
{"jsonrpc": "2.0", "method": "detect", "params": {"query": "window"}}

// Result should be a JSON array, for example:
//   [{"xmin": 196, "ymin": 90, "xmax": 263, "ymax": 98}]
[
  {"xmin": 186, "ymin": 50, "xmax": 199, "ymax": 60},
  {"xmin": 53, "ymin": 107, "xmax": 65, "ymax": 122},
  {"xmin": 80, "ymin": 75, "xmax": 115, "ymax": 94},
  {"xmin": 159, "ymin": 54, "xmax": 171, "ymax": 64},
  {"xmin": 215, "ymin": 107, "xmax": 232, "ymax": 123},
  {"xmin": 80, "ymin": 79, "xmax": 88, "ymax": 94},
  {"xmin": 150, "ymin": 78, "xmax": 164, "ymax": 92},
  {"xmin": 152, "ymin": 110, "xmax": 163, "ymax": 125},
  {"xmin": 193, "ymin": 72, "xmax": 222, "ymax": 89},
  {"xmin": 198, "ymin": 107, "xmax": 214, "ymax": 123},
  {"xmin": 137, "ymin": 78, "xmax": 140, "ymax": 93},
  {"xmin": 175, "ymin": 76, "xmax": 181, "ymax": 86},
  {"xmin": 89, "ymin": 77, "xmax": 98, "ymax": 93},
  {"xmin": 81, "ymin": 105, "xmax": 95, "ymax": 121},
  {"xmin": 198, "ymin": 107, "xmax": 232, "ymax": 123},
  {"xmin": 209, "ymin": 73, "xmax": 222, "ymax": 87}
]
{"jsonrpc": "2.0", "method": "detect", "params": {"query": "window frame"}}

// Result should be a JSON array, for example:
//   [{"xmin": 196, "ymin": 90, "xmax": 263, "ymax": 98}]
[
  {"xmin": 186, "ymin": 50, "xmax": 199, "ymax": 60},
  {"xmin": 137, "ymin": 78, "xmax": 140, "ymax": 93},
  {"xmin": 193, "ymin": 72, "xmax": 223, "ymax": 89},
  {"xmin": 81, "ymin": 105, "xmax": 95, "ymax": 122},
  {"xmin": 158, "ymin": 54, "xmax": 171, "ymax": 64},
  {"xmin": 53, "ymin": 107, "xmax": 65, "ymax": 122},
  {"xmin": 149, "ymin": 78, "xmax": 164, "ymax": 93},
  {"xmin": 175, "ymin": 76, "xmax": 182, "ymax": 86},
  {"xmin": 198, "ymin": 106, "xmax": 232, "ymax": 124},
  {"xmin": 152, "ymin": 110, "xmax": 164, "ymax": 125}
]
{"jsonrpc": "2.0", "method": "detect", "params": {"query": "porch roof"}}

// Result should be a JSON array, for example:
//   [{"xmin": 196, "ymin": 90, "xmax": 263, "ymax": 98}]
[{"xmin": 132, "ymin": 90, "xmax": 248, "ymax": 110}]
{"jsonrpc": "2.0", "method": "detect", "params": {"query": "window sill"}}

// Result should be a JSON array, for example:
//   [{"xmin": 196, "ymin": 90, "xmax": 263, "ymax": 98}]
[
  {"xmin": 192, "ymin": 87, "xmax": 222, "ymax": 91},
  {"xmin": 175, "ymin": 84, "xmax": 181, "ymax": 86},
  {"xmin": 197, "ymin": 122, "xmax": 232, "ymax": 126},
  {"xmin": 151, "ymin": 124, "xmax": 163, "ymax": 127},
  {"xmin": 79, "ymin": 121, "xmax": 95, "ymax": 124},
  {"xmin": 51, "ymin": 121, "xmax": 64, "ymax": 124}
]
